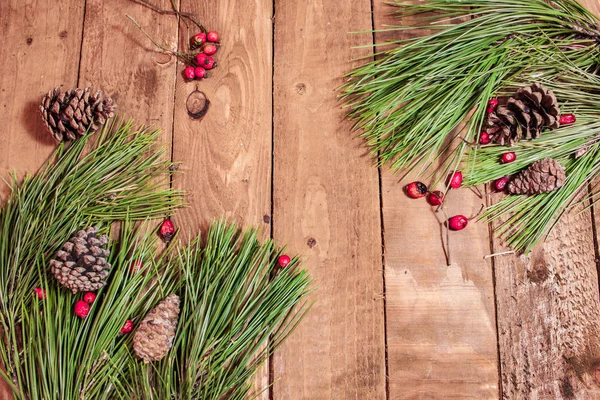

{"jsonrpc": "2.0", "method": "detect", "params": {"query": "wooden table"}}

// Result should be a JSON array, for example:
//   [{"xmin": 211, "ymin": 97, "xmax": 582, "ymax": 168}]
[{"xmin": 1, "ymin": 0, "xmax": 600, "ymax": 399}]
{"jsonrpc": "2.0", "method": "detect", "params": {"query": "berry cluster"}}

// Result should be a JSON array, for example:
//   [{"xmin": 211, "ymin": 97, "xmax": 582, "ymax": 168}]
[{"xmin": 183, "ymin": 30, "xmax": 220, "ymax": 81}]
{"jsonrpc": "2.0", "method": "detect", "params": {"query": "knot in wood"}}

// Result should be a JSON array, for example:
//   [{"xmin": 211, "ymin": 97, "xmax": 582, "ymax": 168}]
[{"xmin": 186, "ymin": 88, "xmax": 210, "ymax": 120}]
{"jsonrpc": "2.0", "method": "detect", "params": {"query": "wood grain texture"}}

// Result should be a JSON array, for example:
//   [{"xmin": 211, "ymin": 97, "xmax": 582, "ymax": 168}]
[
  {"xmin": 372, "ymin": 2, "xmax": 500, "ymax": 399},
  {"xmin": 79, "ymin": 0, "xmax": 179, "ymax": 145},
  {"xmin": 172, "ymin": 0, "xmax": 273, "ymax": 235},
  {"xmin": 0, "ymin": 0, "xmax": 84, "ymax": 200},
  {"xmin": 171, "ymin": 0, "xmax": 273, "ymax": 397},
  {"xmin": 492, "ymin": 2, "xmax": 600, "ymax": 398},
  {"xmin": 0, "ymin": 1, "xmax": 85, "ymax": 398},
  {"xmin": 271, "ymin": 0, "xmax": 386, "ymax": 398}
]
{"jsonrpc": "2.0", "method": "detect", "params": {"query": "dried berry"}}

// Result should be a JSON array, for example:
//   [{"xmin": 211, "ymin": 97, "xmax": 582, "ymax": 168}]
[
  {"xmin": 130, "ymin": 259, "xmax": 144, "ymax": 274},
  {"xmin": 501, "ymin": 152, "xmax": 516, "ymax": 164},
  {"xmin": 74, "ymin": 300, "xmax": 90, "ymax": 318},
  {"xmin": 196, "ymin": 54, "xmax": 216, "ymax": 70},
  {"xmin": 158, "ymin": 219, "xmax": 176, "ymax": 243},
  {"xmin": 278, "ymin": 255, "xmax": 291, "ymax": 268},
  {"xmin": 184, "ymin": 66, "xmax": 195, "ymax": 80},
  {"xmin": 207, "ymin": 31, "xmax": 219, "ymax": 42},
  {"xmin": 479, "ymin": 131, "xmax": 491, "ymax": 145},
  {"xmin": 448, "ymin": 171, "xmax": 463, "ymax": 189},
  {"xmin": 120, "ymin": 319, "xmax": 134, "ymax": 334},
  {"xmin": 192, "ymin": 32, "xmax": 207, "ymax": 46},
  {"xmin": 406, "ymin": 181, "xmax": 428, "ymax": 198},
  {"xmin": 427, "ymin": 190, "xmax": 444, "ymax": 206},
  {"xmin": 494, "ymin": 177, "xmax": 509, "ymax": 191},
  {"xmin": 33, "ymin": 288, "xmax": 46, "ymax": 300},
  {"xmin": 194, "ymin": 66, "xmax": 207, "ymax": 79},
  {"xmin": 83, "ymin": 292, "xmax": 97, "ymax": 304},
  {"xmin": 448, "ymin": 215, "xmax": 468, "ymax": 231},
  {"xmin": 203, "ymin": 43, "xmax": 218, "ymax": 55},
  {"xmin": 486, "ymin": 98, "xmax": 499, "ymax": 114},
  {"xmin": 559, "ymin": 113, "xmax": 576, "ymax": 126}
]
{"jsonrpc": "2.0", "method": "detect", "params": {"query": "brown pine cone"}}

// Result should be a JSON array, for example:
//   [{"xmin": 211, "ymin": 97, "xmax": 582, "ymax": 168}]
[
  {"xmin": 487, "ymin": 83, "xmax": 560, "ymax": 145},
  {"xmin": 133, "ymin": 294, "xmax": 180, "ymax": 363},
  {"xmin": 49, "ymin": 227, "xmax": 111, "ymax": 294},
  {"xmin": 508, "ymin": 158, "xmax": 566, "ymax": 195},
  {"xmin": 40, "ymin": 87, "xmax": 116, "ymax": 142}
]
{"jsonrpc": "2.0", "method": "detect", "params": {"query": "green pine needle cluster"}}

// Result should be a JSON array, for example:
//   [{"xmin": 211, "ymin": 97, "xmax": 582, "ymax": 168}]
[
  {"xmin": 0, "ymin": 121, "xmax": 311, "ymax": 399},
  {"xmin": 342, "ymin": 0, "xmax": 600, "ymax": 251}
]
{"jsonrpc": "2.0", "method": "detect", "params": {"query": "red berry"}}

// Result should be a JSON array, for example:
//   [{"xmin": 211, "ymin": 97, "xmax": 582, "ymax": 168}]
[
  {"xmin": 196, "ymin": 53, "xmax": 216, "ymax": 70},
  {"xmin": 486, "ymin": 98, "xmax": 499, "ymax": 114},
  {"xmin": 559, "ymin": 113, "xmax": 576, "ymax": 126},
  {"xmin": 158, "ymin": 218, "xmax": 175, "ymax": 243},
  {"xmin": 427, "ymin": 190, "xmax": 444, "ymax": 206},
  {"xmin": 192, "ymin": 32, "xmax": 207, "ymax": 46},
  {"xmin": 203, "ymin": 43, "xmax": 218, "ymax": 55},
  {"xmin": 33, "ymin": 288, "xmax": 46, "ymax": 300},
  {"xmin": 194, "ymin": 66, "xmax": 207, "ymax": 79},
  {"xmin": 120, "ymin": 319, "xmax": 134, "ymax": 334},
  {"xmin": 184, "ymin": 66, "xmax": 195, "ymax": 80},
  {"xmin": 501, "ymin": 152, "xmax": 516, "ymax": 164},
  {"xmin": 494, "ymin": 177, "xmax": 509, "ymax": 192},
  {"xmin": 74, "ymin": 300, "xmax": 90, "ymax": 318},
  {"xmin": 207, "ymin": 31, "xmax": 219, "ymax": 42},
  {"xmin": 83, "ymin": 292, "xmax": 96, "ymax": 304},
  {"xmin": 406, "ymin": 181, "xmax": 428, "ymax": 199},
  {"xmin": 130, "ymin": 259, "xmax": 143, "ymax": 273},
  {"xmin": 448, "ymin": 171, "xmax": 463, "ymax": 189},
  {"xmin": 479, "ymin": 131, "xmax": 491, "ymax": 145},
  {"xmin": 448, "ymin": 215, "xmax": 468, "ymax": 231},
  {"xmin": 278, "ymin": 255, "xmax": 291, "ymax": 268}
]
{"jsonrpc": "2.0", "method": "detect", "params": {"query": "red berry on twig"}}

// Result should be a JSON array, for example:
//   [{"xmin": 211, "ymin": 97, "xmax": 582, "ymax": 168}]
[
  {"xmin": 158, "ymin": 218, "xmax": 176, "ymax": 243},
  {"xmin": 83, "ymin": 292, "xmax": 96, "ymax": 304},
  {"xmin": 203, "ymin": 43, "xmax": 218, "ymax": 55},
  {"xmin": 448, "ymin": 215, "xmax": 468, "ymax": 231},
  {"xmin": 427, "ymin": 190, "xmax": 444, "ymax": 206},
  {"xmin": 207, "ymin": 31, "xmax": 219, "ymax": 42},
  {"xmin": 479, "ymin": 131, "xmax": 491, "ymax": 145},
  {"xmin": 184, "ymin": 66, "xmax": 195, "ymax": 80},
  {"xmin": 33, "ymin": 288, "xmax": 46, "ymax": 300},
  {"xmin": 494, "ymin": 177, "xmax": 509, "ymax": 192},
  {"xmin": 194, "ymin": 67, "xmax": 207, "ymax": 79},
  {"xmin": 278, "ymin": 255, "xmax": 291, "ymax": 268},
  {"xmin": 192, "ymin": 32, "xmax": 207, "ymax": 46},
  {"xmin": 406, "ymin": 181, "xmax": 428, "ymax": 198},
  {"xmin": 448, "ymin": 171, "xmax": 463, "ymax": 189},
  {"xmin": 486, "ymin": 98, "xmax": 499, "ymax": 114},
  {"xmin": 74, "ymin": 300, "xmax": 90, "ymax": 318},
  {"xmin": 559, "ymin": 113, "xmax": 576, "ymax": 126},
  {"xmin": 196, "ymin": 54, "xmax": 216, "ymax": 70},
  {"xmin": 130, "ymin": 259, "xmax": 143, "ymax": 274},
  {"xmin": 120, "ymin": 319, "xmax": 134, "ymax": 334},
  {"xmin": 501, "ymin": 152, "xmax": 516, "ymax": 163}
]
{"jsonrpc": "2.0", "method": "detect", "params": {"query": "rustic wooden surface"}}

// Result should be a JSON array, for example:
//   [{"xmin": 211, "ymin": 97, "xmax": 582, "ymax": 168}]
[{"xmin": 2, "ymin": 0, "xmax": 600, "ymax": 399}]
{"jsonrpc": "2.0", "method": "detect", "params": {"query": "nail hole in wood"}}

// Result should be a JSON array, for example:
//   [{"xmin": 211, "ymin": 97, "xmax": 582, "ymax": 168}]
[
  {"xmin": 307, "ymin": 237, "xmax": 317, "ymax": 248},
  {"xmin": 26, "ymin": 37, "xmax": 33, "ymax": 45},
  {"xmin": 186, "ymin": 88, "xmax": 210, "ymax": 120}
]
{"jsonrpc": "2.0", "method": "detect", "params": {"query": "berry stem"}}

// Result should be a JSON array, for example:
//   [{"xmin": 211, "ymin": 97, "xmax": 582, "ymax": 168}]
[{"xmin": 131, "ymin": 0, "xmax": 207, "ymax": 32}]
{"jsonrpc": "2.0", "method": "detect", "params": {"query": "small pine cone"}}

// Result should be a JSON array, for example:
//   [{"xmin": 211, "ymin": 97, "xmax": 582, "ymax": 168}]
[
  {"xmin": 487, "ymin": 83, "xmax": 560, "ymax": 145},
  {"xmin": 508, "ymin": 158, "xmax": 566, "ymax": 195},
  {"xmin": 49, "ymin": 227, "xmax": 111, "ymax": 293},
  {"xmin": 40, "ymin": 87, "xmax": 116, "ymax": 142},
  {"xmin": 133, "ymin": 294, "xmax": 180, "ymax": 363}
]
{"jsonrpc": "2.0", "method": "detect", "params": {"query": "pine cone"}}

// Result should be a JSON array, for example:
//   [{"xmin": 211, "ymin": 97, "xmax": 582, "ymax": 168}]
[
  {"xmin": 508, "ymin": 158, "xmax": 566, "ymax": 195},
  {"xmin": 49, "ymin": 227, "xmax": 111, "ymax": 293},
  {"xmin": 487, "ymin": 83, "xmax": 560, "ymax": 145},
  {"xmin": 133, "ymin": 294, "xmax": 180, "ymax": 363},
  {"xmin": 40, "ymin": 87, "xmax": 116, "ymax": 142}
]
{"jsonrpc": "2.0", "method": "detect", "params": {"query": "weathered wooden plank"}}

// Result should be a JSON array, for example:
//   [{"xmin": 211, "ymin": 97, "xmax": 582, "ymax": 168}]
[
  {"xmin": 494, "ymin": 1, "xmax": 600, "ymax": 397},
  {"xmin": 271, "ymin": 0, "xmax": 386, "ymax": 398},
  {"xmin": 0, "ymin": 1, "xmax": 84, "ymax": 200},
  {"xmin": 372, "ymin": 2, "xmax": 500, "ymax": 398},
  {"xmin": 79, "ymin": 0, "xmax": 179, "ymax": 145},
  {"xmin": 171, "ymin": 0, "xmax": 273, "ymax": 397},
  {"xmin": 172, "ymin": 0, "xmax": 273, "ymax": 234},
  {"xmin": 0, "ymin": 1, "xmax": 85, "ymax": 398}
]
